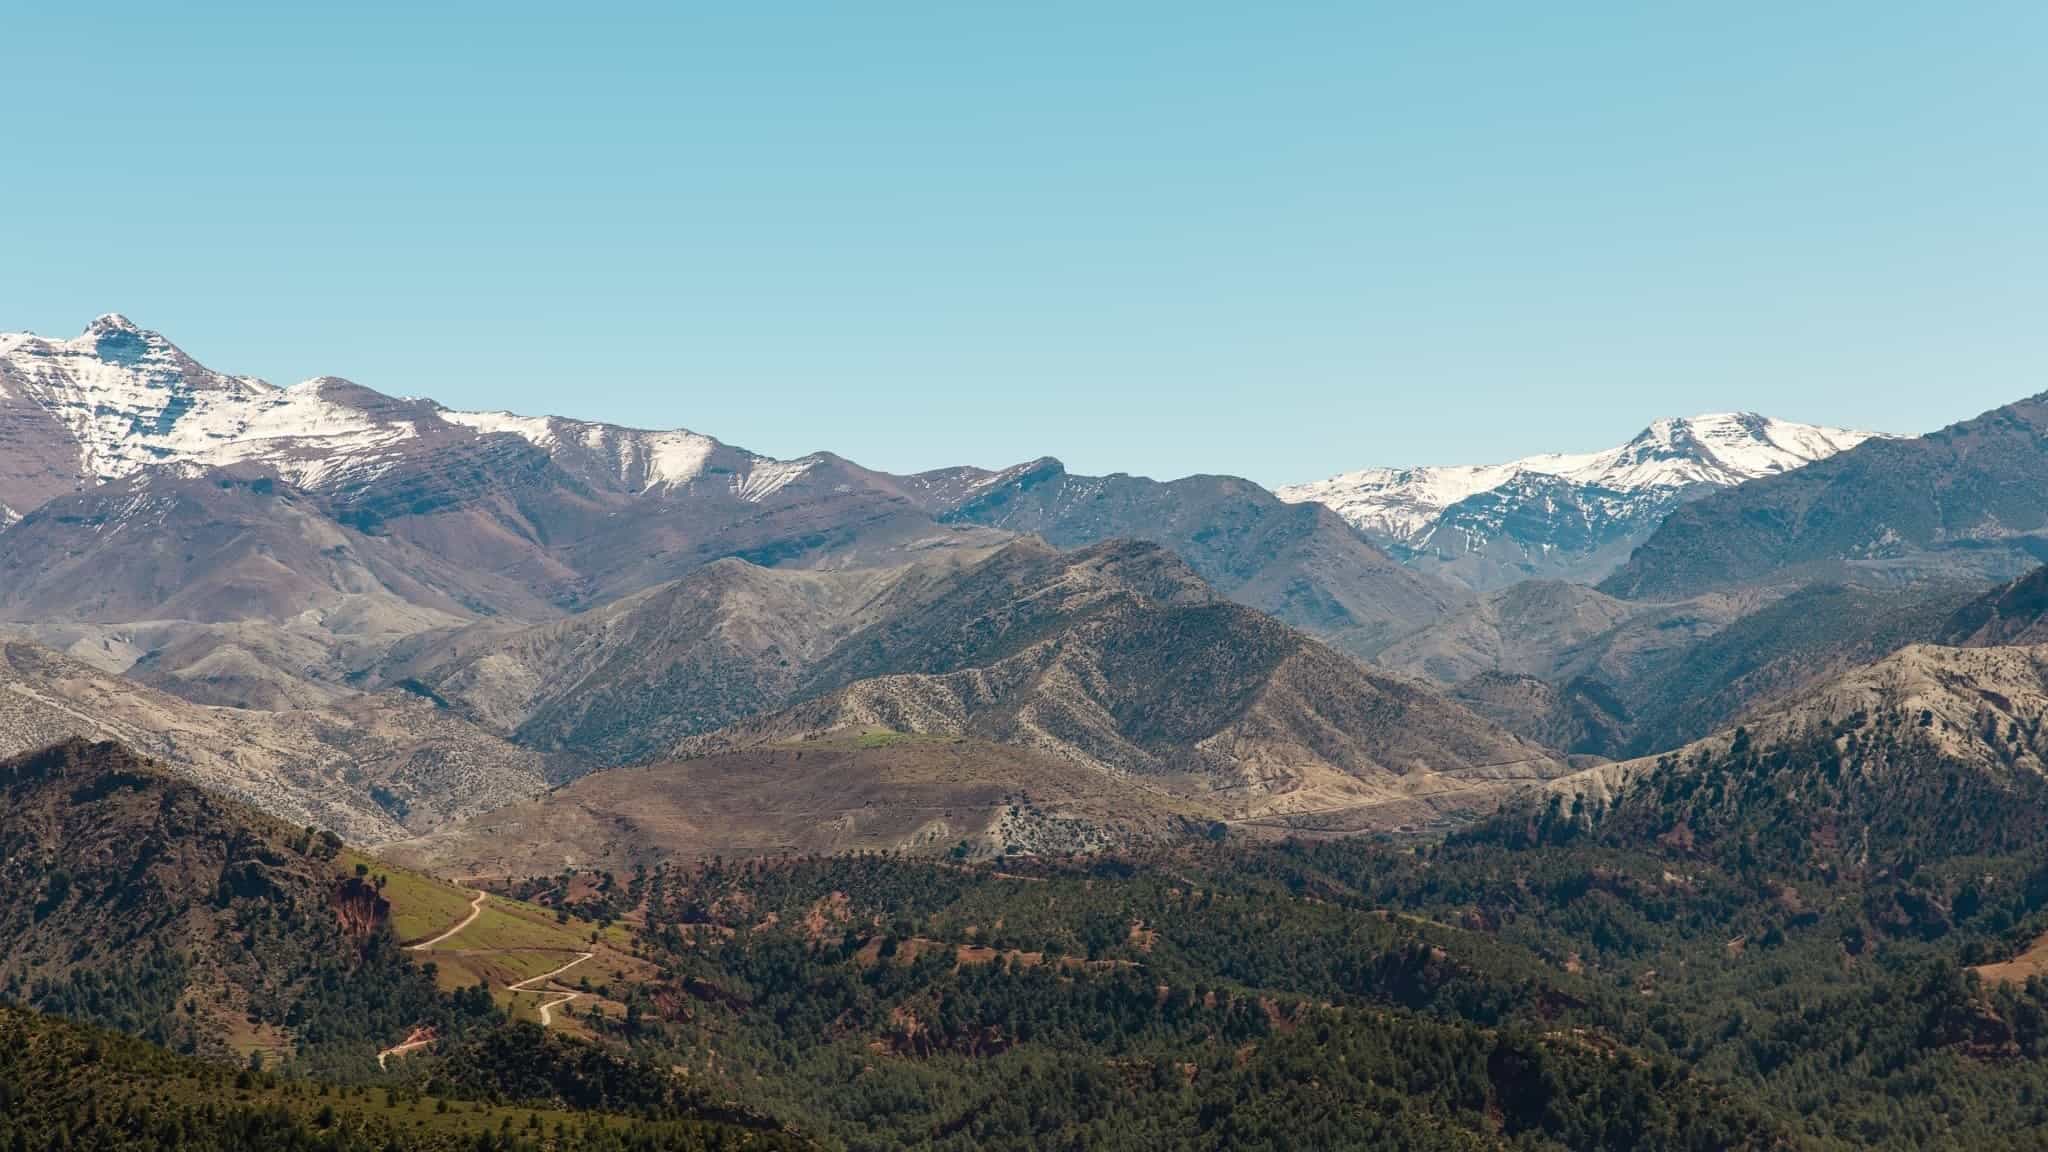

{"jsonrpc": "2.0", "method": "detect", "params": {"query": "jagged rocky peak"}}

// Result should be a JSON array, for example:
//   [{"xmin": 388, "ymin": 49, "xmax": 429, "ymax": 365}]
[{"xmin": 84, "ymin": 311, "xmax": 142, "ymax": 336}]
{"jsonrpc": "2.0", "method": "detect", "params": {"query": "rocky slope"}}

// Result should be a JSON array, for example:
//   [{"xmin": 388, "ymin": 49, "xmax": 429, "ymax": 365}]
[
  {"xmin": 0, "ymin": 638, "xmax": 545, "ymax": 842},
  {"xmin": 0, "ymin": 464, "xmax": 470, "ymax": 630},
  {"xmin": 1372, "ymin": 580, "xmax": 1753, "ymax": 687},
  {"xmin": 388, "ymin": 538, "xmax": 1223, "ymax": 763},
  {"xmin": 395, "ymin": 538, "xmax": 1564, "ymax": 867},
  {"xmin": 1379, "ymin": 579, "xmax": 1981, "ymax": 760},
  {"xmin": 1556, "ymin": 640, "xmax": 2048, "ymax": 805},
  {"xmin": 675, "ymin": 560, "xmax": 1568, "ymax": 834},
  {"xmin": 0, "ymin": 315, "xmax": 1007, "ymax": 621},
  {"xmin": 383, "ymin": 555, "xmax": 969, "ymax": 762},
  {"xmin": 0, "ymin": 315, "xmax": 818, "ymax": 517},
  {"xmin": 383, "ymin": 734, "xmax": 1213, "ymax": 873},
  {"xmin": 386, "ymin": 537, "xmax": 1502, "ymax": 790},
  {"xmin": 1281, "ymin": 413, "xmax": 1877, "ymax": 591},
  {"xmin": 1935, "ymin": 564, "xmax": 2048, "ymax": 648},
  {"xmin": 1603, "ymin": 394, "xmax": 2048, "ymax": 600}
]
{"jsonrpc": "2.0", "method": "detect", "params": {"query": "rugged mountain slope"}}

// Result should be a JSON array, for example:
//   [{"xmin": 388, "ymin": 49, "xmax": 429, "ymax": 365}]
[
  {"xmin": 1935, "ymin": 564, "xmax": 2048, "ymax": 647},
  {"xmin": 0, "ymin": 315, "xmax": 819, "ymax": 518},
  {"xmin": 1606, "ymin": 582, "xmax": 1987, "ymax": 750},
  {"xmin": 1373, "ymin": 580, "xmax": 1750, "ymax": 686},
  {"xmin": 398, "ymin": 540, "xmax": 1562, "ymax": 867},
  {"xmin": 0, "ymin": 463, "xmax": 525, "ymax": 709},
  {"xmin": 0, "ymin": 315, "xmax": 1001, "ymax": 619},
  {"xmin": 679, "ymin": 580, "xmax": 1567, "ymax": 834},
  {"xmin": 1380, "ymin": 578, "xmax": 1981, "ymax": 761},
  {"xmin": 1281, "ymin": 413, "xmax": 1876, "ymax": 591},
  {"xmin": 1604, "ymin": 394, "xmax": 2048, "ymax": 600},
  {"xmin": 384, "ymin": 734, "xmax": 1213, "ymax": 873},
  {"xmin": 1556, "ymin": 640, "xmax": 2048, "ymax": 809},
  {"xmin": 391, "ymin": 538, "xmax": 1220, "ymax": 765},
  {"xmin": 0, "ymin": 638, "xmax": 544, "ymax": 842},
  {"xmin": 922, "ymin": 457, "xmax": 1465, "ymax": 656},
  {"xmin": 0, "ymin": 465, "xmax": 471, "ymax": 628},
  {"xmin": 388, "ymin": 537, "xmax": 1497, "ymax": 788},
  {"xmin": 385, "ymin": 557, "xmax": 961, "ymax": 761},
  {"xmin": 788, "ymin": 534, "xmax": 1219, "ymax": 686},
  {"xmin": 1446, "ymin": 672, "xmax": 1630, "ymax": 762},
  {"xmin": 1375, "ymin": 580, "xmax": 1754, "ymax": 756}
]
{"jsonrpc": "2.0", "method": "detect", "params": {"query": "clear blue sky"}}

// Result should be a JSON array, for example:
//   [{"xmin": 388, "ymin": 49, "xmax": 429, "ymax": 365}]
[{"xmin": 4, "ymin": 3, "xmax": 2044, "ymax": 485}]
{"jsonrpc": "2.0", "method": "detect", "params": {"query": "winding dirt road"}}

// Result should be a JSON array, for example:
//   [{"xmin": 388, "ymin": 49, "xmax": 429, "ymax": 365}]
[
  {"xmin": 376, "ymin": 1030, "xmax": 436, "ymax": 1070},
  {"xmin": 508, "ymin": 951, "xmax": 595, "ymax": 1025},
  {"xmin": 535, "ymin": 992, "xmax": 578, "ymax": 1026},
  {"xmin": 407, "ymin": 889, "xmax": 487, "ymax": 950}
]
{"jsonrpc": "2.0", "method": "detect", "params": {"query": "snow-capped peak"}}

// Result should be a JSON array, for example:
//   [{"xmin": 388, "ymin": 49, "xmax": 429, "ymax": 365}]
[
  {"xmin": 1517, "ymin": 412, "xmax": 1876, "ymax": 494},
  {"xmin": 0, "ymin": 314, "xmax": 813, "ymax": 504},
  {"xmin": 1278, "ymin": 412, "xmax": 1881, "ymax": 546}
]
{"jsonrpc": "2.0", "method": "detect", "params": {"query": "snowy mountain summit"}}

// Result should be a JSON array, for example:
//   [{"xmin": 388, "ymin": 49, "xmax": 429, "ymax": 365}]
[
  {"xmin": 0, "ymin": 314, "xmax": 819, "ymax": 525},
  {"xmin": 1278, "ymin": 413, "xmax": 1881, "ymax": 591}
]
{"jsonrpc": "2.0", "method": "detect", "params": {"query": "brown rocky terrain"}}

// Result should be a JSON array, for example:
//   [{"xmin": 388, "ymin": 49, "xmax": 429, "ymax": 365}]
[
  {"xmin": 1936, "ymin": 564, "xmax": 2048, "ymax": 648},
  {"xmin": 386, "ymin": 537, "xmax": 1215, "ymax": 764},
  {"xmin": 677, "ymin": 568, "xmax": 1566, "ymax": 831},
  {"xmin": 390, "ymin": 540, "xmax": 1563, "ymax": 869},
  {"xmin": 1374, "ymin": 580, "xmax": 1756, "ymax": 687},
  {"xmin": 384, "ymin": 734, "xmax": 1213, "ymax": 874},
  {"xmin": 1382, "ymin": 579, "xmax": 1982, "ymax": 760},
  {"xmin": 0, "ymin": 638, "xmax": 545, "ymax": 843}
]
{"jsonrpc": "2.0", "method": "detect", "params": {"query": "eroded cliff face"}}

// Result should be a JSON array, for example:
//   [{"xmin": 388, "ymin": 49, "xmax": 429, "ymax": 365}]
[{"xmin": 330, "ymin": 875, "xmax": 392, "ymax": 944}]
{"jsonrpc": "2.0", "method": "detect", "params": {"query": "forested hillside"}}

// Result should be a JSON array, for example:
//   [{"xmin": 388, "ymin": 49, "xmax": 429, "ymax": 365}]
[{"xmin": 17, "ymin": 723, "xmax": 2048, "ymax": 1147}]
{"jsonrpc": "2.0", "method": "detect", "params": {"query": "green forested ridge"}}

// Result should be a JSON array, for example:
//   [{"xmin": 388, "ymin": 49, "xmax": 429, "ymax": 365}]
[
  {"xmin": 495, "ymin": 713, "xmax": 2048, "ymax": 1149},
  {"xmin": 17, "ymin": 729, "xmax": 2048, "ymax": 1148},
  {"xmin": 0, "ymin": 1003, "xmax": 806, "ymax": 1151},
  {"xmin": 493, "ymin": 855, "xmax": 1772, "ymax": 1150},
  {"xmin": 0, "ymin": 739, "xmax": 493, "ymax": 1071},
  {"xmin": 0, "ymin": 740, "xmax": 807, "ymax": 1147}
]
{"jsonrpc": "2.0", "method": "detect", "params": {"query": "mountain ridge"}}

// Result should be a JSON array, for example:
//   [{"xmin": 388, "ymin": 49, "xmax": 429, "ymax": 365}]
[
  {"xmin": 1601, "ymin": 392, "xmax": 2048, "ymax": 600},
  {"xmin": 1280, "ymin": 412, "xmax": 1879, "ymax": 590},
  {"xmin": 0, "ymin": 315, "xmax": 1450, "ymax": 662},
  {"xmin": 927, "ymin": 456, "xmax": 1465, "ymax": 655}
]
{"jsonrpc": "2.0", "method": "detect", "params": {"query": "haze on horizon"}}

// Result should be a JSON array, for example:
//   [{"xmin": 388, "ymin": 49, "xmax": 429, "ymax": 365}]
[{"xmin": 5, "ymin": 2, "xmax": 2043, "ymax": 486}]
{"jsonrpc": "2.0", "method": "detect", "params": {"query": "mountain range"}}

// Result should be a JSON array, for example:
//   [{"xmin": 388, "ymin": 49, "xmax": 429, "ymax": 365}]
[
  {"xmin": 0, "ymin": 316, "xmax": 1463, "ymax": 659},
  {"xmin": 1, "ymin": 310, "xmax": 2042, "ymax": 868},
  {"xmin": 0, "ymin": 315, "xmax": 1580, "ymax": 847},
  {"xmin": 1279, "ymin": 412, "xmax": 1878, "ymax": 590},
  {"xmin": 0, "ymin": 636, "xmax": 546, "ymax": 842},
  {"xmin": 17, "ymin": 312, "xmax": 2048, "ymax": 1148},
  {"xmin": 1553, "ymin": 564, "xmax": 2048, "ymax": 808},
  {"xmin": 382, "ymin": 538, "xmax": 1566, "ymax": 871}
]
